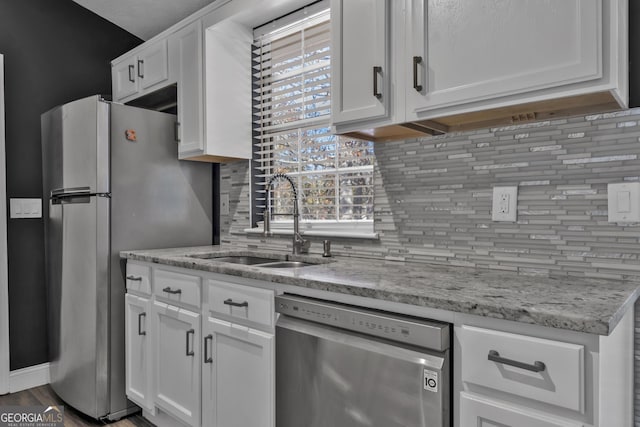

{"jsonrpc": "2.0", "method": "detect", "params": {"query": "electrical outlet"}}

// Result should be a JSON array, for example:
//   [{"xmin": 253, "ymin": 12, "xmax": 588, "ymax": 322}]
[{"xmin": 492, "ymin": 186, "xmax": 518, "ymax": 222}]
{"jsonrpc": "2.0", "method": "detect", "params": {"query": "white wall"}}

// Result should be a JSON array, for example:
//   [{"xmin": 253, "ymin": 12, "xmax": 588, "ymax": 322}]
[{"xmin": 0, "ymin": 53, "xmax": 9, "ymax": 395}]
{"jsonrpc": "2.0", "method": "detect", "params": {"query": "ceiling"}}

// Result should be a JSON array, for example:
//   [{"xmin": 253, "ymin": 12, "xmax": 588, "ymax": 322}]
[{"xmin": 72, "ymin": 0, "xmax": 217, "ymax": 40}]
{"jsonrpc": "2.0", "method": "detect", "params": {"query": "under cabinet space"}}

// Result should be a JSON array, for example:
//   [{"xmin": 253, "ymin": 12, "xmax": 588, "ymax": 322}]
[{"xmin": 459, "ymin": 325, "xmax": 585, "ymax": 413}]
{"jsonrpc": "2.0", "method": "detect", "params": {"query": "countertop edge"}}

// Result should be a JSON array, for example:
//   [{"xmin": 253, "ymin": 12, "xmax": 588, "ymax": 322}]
[{"xmin": 120, "ymin": 249, "xmax": 640, "ymax": 336}]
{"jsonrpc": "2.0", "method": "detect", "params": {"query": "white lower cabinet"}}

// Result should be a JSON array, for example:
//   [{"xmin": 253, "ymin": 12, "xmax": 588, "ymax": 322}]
[
  {"xmin": 125, "ymin": 262, "xmax": 275, "ymax": 427},
  {"xmin": 460, "ymin": 393, "xmax": 582, "ymax": 427},
  {"xmin": 202, "ymin": 316, "xmax": 274, "ymax": 427},
  {"xmin": 124, "ymin": 294, "xmax": 153, "ymax": 413},
  {"xmin": 153, "ymin": 300, "xmax": 201, "ymax": 427}
]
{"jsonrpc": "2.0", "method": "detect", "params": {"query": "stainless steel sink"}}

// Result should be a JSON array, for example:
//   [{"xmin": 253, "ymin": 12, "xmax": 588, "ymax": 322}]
[
  {"xmin": 258, "ymin": 261, "xmax": 315, "ymax": 269},
  {"xmin": 188, "ymin": 253, "xmax": 323, "ymax": 269},
  {"xmin": 189, "ymin": 254, "xmax": 280, "ymax": 265}
]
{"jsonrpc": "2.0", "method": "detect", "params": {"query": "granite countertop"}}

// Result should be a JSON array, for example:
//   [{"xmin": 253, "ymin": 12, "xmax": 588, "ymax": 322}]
[{"xmin": 121, "ymin": 245, "xmax": 640, "ymax": 336}]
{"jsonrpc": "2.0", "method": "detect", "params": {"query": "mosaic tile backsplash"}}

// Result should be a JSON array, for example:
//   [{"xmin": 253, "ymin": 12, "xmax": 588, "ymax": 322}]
[{"xmin": 220, "ymin": 108, "xmax": 640, "ymax": 424}]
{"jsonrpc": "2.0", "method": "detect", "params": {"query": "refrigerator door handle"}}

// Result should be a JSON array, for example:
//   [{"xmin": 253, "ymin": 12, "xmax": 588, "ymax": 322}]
[
  {"xmin": 50, "ymin": 187, "xmax": 111, "ymax": 204},
  {"xmin": 51, "ymin": 187, "xmax": 91, "ymax": 199}
]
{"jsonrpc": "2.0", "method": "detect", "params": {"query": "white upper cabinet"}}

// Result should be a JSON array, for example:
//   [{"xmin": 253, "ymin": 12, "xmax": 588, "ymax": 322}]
[
  {"xmin": 112, "ymin": 39, "xmax": 172, "ymax": 103},
  {"xmin": 332, "ymin": 0, "xmax": 628, "ymax": 140},
  {"xmin": 331, "ymin": 0, "xmax": 389, "ymax": 124},
  {"xmin": 138, "ymin": 39, "xmax": 170, "ymax": 91},
  {"xmin": 113, "ymin": 58, "xmax": 139, "ymax": 101},
  {"xmin": 406, "ymin": 0, "xmax": 601, "ymax": 116},
  {"xmin": 170, "ymin": 21, "xmax": 205, "ymax": 158}
]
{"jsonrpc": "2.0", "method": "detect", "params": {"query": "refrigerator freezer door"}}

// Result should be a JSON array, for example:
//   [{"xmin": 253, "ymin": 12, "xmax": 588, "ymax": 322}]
[
  {"xmin": 46, "ymin": 195, "xmax": 110, "ymax": 419},
  {"xmin": 41, "ymin": 95, "xmax": 109, "ymax": 195}
]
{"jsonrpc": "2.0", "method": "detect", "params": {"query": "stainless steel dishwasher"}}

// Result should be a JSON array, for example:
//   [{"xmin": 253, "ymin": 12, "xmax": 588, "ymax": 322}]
[{"xmin": 276, "ymin": 294, "xmax": 451, "ymax": 427}]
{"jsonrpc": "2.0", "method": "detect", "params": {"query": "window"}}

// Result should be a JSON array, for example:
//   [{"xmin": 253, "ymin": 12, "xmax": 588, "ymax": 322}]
[{"xmin": 252, "ymin": 5, "xmax": 375, "ymax": 236}]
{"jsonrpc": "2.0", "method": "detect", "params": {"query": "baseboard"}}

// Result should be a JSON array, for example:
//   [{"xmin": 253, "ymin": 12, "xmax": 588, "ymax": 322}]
[{"xmin": 8, "ymin": 363, "xmax": 50, "ymax": 393}]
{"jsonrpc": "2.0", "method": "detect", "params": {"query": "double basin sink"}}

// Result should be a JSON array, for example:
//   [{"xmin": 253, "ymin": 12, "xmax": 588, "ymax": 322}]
[{"xmin": 188, "ymin": 253, "xmax": 322, "ymax": 269}]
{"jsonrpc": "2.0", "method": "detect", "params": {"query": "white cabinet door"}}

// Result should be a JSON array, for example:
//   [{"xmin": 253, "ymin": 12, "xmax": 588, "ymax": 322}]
[
  {"xmin": 331, "ymin": 0, "xmax": 389, "ymax": 125},
  {"xmin": 153, "ymin": 300, "xmax": 201, "ymax": 427},
  {"xmin": 460, "ymin": 393, "xmax": 584, "ymax": 427},
  {"xmin": 406, "ymin": 0, "xmax": 601, "ymax": 116},
  {"xmin": 113, "ymin": 57, "xmax": 138, "ymax": 101},
  {"xmin": 138, "ymin": 39, "xmax": 169, "ymax": 91},
  {"xmin": 202, "ymin": 317, "xmax": 274, "ymax": 427},
  {"xmin": 125, "ymin": 294, "xmax": 153, "ymax": 412},
  {"xmin": 171, "ymin": 20, "xmax": 204, "ymax": 158}
]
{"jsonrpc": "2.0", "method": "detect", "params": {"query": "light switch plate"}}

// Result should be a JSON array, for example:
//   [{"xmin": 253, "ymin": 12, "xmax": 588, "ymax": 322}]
[
  {"xmin": 492, "ymin": 186, "xmax": 518, "ymax": 222},
  {"xmin": 10, "ymin": 198, "xmax": 42, "ymax": 219},
  {"xmin": 608, "ymin": 182, "xmax": 640, "ymax": 223}
]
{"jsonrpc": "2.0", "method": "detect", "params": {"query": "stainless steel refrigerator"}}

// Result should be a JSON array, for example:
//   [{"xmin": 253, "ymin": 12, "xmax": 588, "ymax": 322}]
[{"xmin": 41, "ymin": 95, "xmax": 212, "ymax": 420}]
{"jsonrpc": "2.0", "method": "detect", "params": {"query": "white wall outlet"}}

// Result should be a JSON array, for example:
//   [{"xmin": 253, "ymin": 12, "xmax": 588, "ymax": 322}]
[
  {"xmin": 220, "ymin": 193, "xmax": 230, "ymax": 216},
  {"xmin": 492, "ymin": 186, "xmax": 518, "ymax": 222},
  {"xmin": 10, "ymin": 198, "xmax": 42, "ymax": 219},
  {"xmin": 608, "ymin": 182, "xmax": 640, "ymax": 223}
]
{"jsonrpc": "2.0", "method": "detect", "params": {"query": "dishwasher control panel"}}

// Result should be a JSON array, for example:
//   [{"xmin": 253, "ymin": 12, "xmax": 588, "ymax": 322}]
[{"xmin": 276, "ymin": 294, "xmax": 450, "ymax": 351}]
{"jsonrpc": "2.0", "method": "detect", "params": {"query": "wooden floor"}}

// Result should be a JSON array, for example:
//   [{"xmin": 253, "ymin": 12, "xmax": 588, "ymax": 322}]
[{"xmin": 0, "ymin": 385, "xmax": 154, "ymax": 426}]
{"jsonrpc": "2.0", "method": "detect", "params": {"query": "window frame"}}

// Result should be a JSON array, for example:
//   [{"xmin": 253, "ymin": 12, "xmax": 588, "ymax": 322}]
[{"xmin": 250, "ymin": 3, "xmax": 376, "ymax": 238}]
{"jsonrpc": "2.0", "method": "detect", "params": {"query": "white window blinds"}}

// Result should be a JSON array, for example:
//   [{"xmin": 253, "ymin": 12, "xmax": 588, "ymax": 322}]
[{"xmin": 253, "ymin": 8, "xmax": 375, "ymax": 226}]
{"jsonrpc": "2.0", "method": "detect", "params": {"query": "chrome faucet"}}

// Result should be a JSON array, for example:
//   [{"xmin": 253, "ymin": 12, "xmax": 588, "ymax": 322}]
[{"xmin": 263, "ymin": 173, "xmax": 310, "ymax": 255}]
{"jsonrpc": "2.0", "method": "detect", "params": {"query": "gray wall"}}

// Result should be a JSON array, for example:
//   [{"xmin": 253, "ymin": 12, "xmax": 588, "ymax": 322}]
[
  {"xmin": 220, "ymin": 109, "xmax": 640, "ymax": 424},
  {"xmin": 0, "ymin": 0, "xmax": 141, "ymax": 370}
]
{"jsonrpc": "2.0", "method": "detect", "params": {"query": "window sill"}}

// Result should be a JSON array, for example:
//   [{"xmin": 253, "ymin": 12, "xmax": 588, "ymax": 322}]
[{"xmin": 241, "ymin": 227, "xmax": 379, "ymax": 240}]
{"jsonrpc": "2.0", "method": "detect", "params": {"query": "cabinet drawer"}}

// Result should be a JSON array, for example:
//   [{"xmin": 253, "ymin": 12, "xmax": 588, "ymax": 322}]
[
  {"xmin": 207, "ymin": 280, "xmax": 274, "ymax": 327},
  {"xmin": 126, "ymin": 263, "xmax": 151, "ymax": 295},
  {"xmin": 460, "ymin": 392, "xmax": 583, "ymax": 427},
  {"xmin": 154, "ymin": 269, "xmax": 201, "ymax": 309},
  {"xmin": 459, "ymin": 325, "xmax": 584, "ymax": 413}
]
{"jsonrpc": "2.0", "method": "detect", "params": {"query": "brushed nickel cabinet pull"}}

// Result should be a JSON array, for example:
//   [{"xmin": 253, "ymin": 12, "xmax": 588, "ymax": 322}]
[
  {"xmin": 163, "ymin": 286, "xmax": 182, "ymax": 295},
  {"xmin": 204, "ymin": 334, "xmax": 213, "ymax": 364},
  {"xmin": 488, "ymin": 350, "xmax": 546, "ymax": 373},
  {"xmin": 224, "ymin": 298, "xmax": 248, "ymax": 308},
  {"xmin": 137, "ymin": 312, "xmax": 146, "ymax": 336},
  {"xmin": 373, "ymin": 66, "xmax": 382, "ymax": 99},
  {"xmin": 128, "ymin": 64, "xmax": 135, "ymax": 83},
  {"xmin": 137, "ymin": 59, "xmax": 144, "ymax": 78},
  {"xmin": 186, "ymin": 329, "xmax": 195, "ymax": 356},
  {"xmin": 412, "ymin": 56, "xmax": 423, "ymax": 92},
  {"xmin": 127, "ymin": 275, "xmax": 142, "ymax": 282},
  {"xmin": 175, "ymin": 122, "xmax": 181, "ymax": 143}
]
